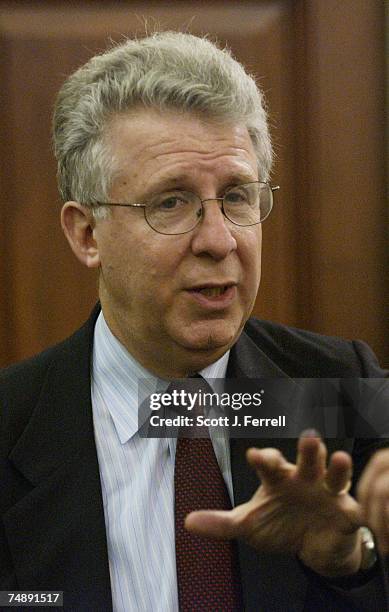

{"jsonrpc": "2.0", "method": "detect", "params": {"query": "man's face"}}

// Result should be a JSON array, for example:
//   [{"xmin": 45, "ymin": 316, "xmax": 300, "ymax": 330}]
[{"xmin": 94, "ymin": 108, "xmax": 262, "ymax": 377}]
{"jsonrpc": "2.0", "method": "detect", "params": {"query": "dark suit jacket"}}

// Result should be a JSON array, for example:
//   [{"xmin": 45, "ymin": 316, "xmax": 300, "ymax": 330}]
[{"xmin": 1, "ymin": 305, "xmax": 388, "ymax": 611}]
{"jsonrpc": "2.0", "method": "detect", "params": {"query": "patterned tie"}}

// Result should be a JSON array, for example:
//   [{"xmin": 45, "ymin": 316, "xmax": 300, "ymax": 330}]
[{"xmin": 173, "ymin": 376, "xmax": 243, "ymax": 610}]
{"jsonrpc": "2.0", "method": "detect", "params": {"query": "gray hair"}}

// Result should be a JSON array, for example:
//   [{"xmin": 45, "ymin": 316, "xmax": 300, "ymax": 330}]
[{"xmin": 53, "ymin": 31, "xmax": 273, "ymax": 217}]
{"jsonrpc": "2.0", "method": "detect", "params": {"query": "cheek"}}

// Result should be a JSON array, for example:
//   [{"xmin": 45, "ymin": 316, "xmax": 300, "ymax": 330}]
[
  {"xmin": 239, "ymin": 228, "xmax": 262, "ymax": 272},
  {"xmin": 112, "ymin": 234, "xmax": 184, "ymax": 299}
]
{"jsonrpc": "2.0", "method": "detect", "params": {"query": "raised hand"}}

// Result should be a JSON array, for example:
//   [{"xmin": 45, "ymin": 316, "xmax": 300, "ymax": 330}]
[{"xmin": 185, "ymin": 432, "xmax": 365, "ymax": 577}]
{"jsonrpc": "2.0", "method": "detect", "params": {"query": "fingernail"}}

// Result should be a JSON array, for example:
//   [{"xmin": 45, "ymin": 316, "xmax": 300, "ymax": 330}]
[{"xmin": 301, "ymin": 428, "xmax": 321, "ymax": 439}]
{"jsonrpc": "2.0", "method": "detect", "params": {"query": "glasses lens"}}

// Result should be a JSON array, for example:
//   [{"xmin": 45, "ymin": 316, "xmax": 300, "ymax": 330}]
[
  {"xmin": 146, "ymin": 191, "xmax": 201, "ymax": 234},
  {"xmin": 144, "ymin": 182, "xmax": 273, "ymax": 234},
  {"xmin": 223, "ymin": 182, "xmax": 272, "ymax": 226}
]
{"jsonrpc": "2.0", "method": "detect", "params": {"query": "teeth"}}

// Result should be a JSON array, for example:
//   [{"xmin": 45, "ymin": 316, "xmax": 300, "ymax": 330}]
[{"xmin": 199, "ymin": 287, "xmax": 225, "ymax": 297}]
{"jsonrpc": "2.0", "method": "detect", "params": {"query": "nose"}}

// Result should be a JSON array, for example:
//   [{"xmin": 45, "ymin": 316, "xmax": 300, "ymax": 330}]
[{"xmin": 190, "ymin": 199, "xmax": 237, "ymax": 260}]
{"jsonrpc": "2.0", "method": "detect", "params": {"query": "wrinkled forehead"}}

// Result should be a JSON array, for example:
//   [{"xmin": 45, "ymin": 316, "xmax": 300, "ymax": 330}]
[{"xmin": 105, "ymin": 108, "xmax": 258, "ymax": 195}]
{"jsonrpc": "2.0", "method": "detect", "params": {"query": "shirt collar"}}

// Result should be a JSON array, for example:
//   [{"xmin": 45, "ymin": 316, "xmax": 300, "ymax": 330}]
[{"xmin": 92, "ymin": 311, "xmax": 229, "ymax": 444}]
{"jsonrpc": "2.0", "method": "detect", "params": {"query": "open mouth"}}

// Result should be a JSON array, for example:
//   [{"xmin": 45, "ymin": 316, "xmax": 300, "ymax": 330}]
[
  {"xmin": 194, "ymin": 286, "xmax": 229, "ymax": 297},
  {"xmin": 187, "ymin": 284, "xmax": 237, "ymax": 307}
]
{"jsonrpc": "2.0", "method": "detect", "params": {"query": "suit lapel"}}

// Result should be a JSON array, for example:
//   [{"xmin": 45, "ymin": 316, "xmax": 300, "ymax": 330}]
[
  {"xmin": 227, "ymin": 330, "xmax": 355, "ymax": 610},
  {"xmin": 228, "ymin": 330, "xmax": 308, "ymax": 611},
  {"xmin": 4, "ymin": 308, "xmax": 113, "ymax": 610},
  {"xmin": 227, "ymin": 328, "xmax": 288, "ymax": 379}
]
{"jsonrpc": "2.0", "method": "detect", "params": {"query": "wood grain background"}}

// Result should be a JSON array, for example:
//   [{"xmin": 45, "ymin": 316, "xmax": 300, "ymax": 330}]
[{"xmin": 0, "ymin": 0, "xmax": 387, "ymax": 367}]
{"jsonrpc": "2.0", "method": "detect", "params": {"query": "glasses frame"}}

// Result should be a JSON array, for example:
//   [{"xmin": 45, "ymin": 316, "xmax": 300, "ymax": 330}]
[{"xmin": 91, "ymin": 181, "xmax": 280, "ymax": 235}]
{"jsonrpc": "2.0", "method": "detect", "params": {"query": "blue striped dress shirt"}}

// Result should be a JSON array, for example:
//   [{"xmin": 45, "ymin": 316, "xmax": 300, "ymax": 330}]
[{"xmin": 91, "ymin": 311, "xmax": 233, "ymax": 612}]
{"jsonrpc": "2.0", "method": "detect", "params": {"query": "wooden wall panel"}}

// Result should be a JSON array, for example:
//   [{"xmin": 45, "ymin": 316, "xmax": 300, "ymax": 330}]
[
  {"xmin": 0, "ymin": 0, "xmax": 387, "ymax": 367},
  {"xmin": 0, "ymin": 36, "xmax": 9, "ymax": 362},
  {"xmin": 300, "ymin": 0, "xmax": 387, "ymax": 361}
]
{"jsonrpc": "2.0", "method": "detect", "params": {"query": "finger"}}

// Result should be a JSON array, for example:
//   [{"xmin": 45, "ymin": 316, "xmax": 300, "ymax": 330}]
[
  {"xmin": 246, "ymin": 447, "xmax": 294, "ymax": 487},
  {"xmin": 362, "ymin": 473, "xmax": 389, "ymax": 554},
  {"xmin": 296, "ymin": 432, "xmax": 327, "ymax": 481},
  {"xmin": 370, "ymin": 498, "xmax": 389, "ymax": 556},
  {"xmin": 325, "ymin": 451, "xmax": 352, "ymax": 495},
  {"xmin": 357, "ymin": 449, "xmax": 389, "ymax": 506},
  {"xmin": 380, "ymin": 500, "xmax": 389, "ymax": 555},
  {"xmin": 185, "ymin": 509, "xmax": 243, "ymax": 539}
]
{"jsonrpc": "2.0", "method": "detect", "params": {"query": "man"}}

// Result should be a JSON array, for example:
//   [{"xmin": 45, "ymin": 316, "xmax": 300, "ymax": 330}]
[{"xmin": 1, "ymin": 32, "xmax": 388, "ymax": 611}]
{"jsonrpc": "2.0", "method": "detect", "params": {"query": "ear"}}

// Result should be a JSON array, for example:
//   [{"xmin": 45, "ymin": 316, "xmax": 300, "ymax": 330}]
[{"xmin": 61, "ymin": 202, "xmax": 100, "ymax": 268}]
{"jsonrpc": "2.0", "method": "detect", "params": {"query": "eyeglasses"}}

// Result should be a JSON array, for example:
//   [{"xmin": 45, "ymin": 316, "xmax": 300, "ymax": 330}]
[{"xmin": 93, "ymin": 181, "xmax": 280, "ymax": 235}]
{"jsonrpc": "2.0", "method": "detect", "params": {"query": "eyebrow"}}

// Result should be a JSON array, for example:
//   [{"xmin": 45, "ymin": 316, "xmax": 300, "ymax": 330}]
[{"xmin": 142, "ymin": 173, "xmax": 259, "ymax": 197}]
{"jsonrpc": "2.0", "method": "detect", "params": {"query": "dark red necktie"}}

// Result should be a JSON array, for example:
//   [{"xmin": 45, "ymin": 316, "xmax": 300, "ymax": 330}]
[{"xmin": 173, "ymin": 377, "xmax": 243, "ymax": 610}]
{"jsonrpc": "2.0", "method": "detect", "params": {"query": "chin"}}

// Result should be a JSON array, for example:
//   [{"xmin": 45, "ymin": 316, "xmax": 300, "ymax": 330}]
[{"xmin": 175, "ymin": 319, "xmax": 241, "ymax": 353}]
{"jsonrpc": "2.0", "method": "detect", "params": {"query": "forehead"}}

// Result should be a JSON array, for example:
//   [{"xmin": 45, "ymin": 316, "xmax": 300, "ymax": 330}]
[{"xmin": 105, "ymin": 108, "xmax": 258, "ymax": 193}]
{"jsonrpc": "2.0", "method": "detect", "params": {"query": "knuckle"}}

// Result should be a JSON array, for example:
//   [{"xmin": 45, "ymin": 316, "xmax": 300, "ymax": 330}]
[{"xmin": 231, "ymin": 507, "xmax": 250, "ymax": 535}]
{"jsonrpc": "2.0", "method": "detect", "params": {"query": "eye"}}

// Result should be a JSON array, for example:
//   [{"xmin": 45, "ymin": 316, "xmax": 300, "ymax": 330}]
[
  {"xmin": 151, "ymin": 191, "xmax": 191, "ymax": 211},
  {"xmin": 160, "ymin": 196, "xmax": 185, "ymax": 210},
  {"xmin": 149, "ymin": 191, "xmax": 196, "ymax": 216},
  {"xmin": 224, "ymin": 186, "xmax": 250, "ymax": 205}
]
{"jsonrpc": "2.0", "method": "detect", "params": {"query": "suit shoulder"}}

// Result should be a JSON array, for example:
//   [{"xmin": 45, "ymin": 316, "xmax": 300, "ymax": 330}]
[
  {"xmin": 244, "ymin": 318, "xmax": 385, "ymax": 377},
  {"xmin": 0, "ymin": 341, "xmax": 67, "ymax": 443},
  {"xmin": 0, "ymin": 305, "xmax": 98, "ymax": 400},
  {"xmin": 1, "ymin": 342, "xmax": 60, "ymax": 395},
  {"xmin": 0, "ymin": 310, "xmax": 95, "ymax": 445}
]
